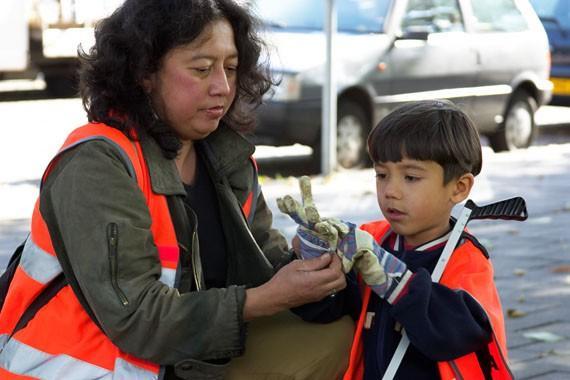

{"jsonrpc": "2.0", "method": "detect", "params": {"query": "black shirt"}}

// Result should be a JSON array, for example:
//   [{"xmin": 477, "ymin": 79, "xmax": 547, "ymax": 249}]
[{"xmin": 183, "ymin": 154, "xmax": 228, "ymax": 289}]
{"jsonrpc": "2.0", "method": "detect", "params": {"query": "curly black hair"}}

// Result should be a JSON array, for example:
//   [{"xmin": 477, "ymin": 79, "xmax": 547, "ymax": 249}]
[{"xmin": 78, "ymin": 0, "xmax": 273, "ymax": 158}]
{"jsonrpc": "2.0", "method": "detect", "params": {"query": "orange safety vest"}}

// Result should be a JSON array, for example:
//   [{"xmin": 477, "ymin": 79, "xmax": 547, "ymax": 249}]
[
  {"xmin": 0, "ymin": 123, "xmax": 257, "ymax": 379},
  {"xmin": 343, "ymin": 220, "xmax": 513, "ymax": 380}
]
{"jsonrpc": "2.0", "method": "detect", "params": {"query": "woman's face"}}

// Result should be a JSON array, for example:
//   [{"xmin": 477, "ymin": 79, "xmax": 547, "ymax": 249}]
[{"xmin": 145, "ymin": 18, "xmax": 238, "ymax": 142}]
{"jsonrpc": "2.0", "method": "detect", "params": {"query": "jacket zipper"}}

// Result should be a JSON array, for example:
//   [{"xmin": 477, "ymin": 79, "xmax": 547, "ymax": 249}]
[
  {"xmin": 191, "ymin": 229, "xmax": 202, "ymax": 291},
  {"xmin": 107, "ymin": 223, "xmax": 129, "ymax": 306},
  {"xmin": 185, "ymin": 206, "xmax": 204, "ymax": 292},
  {"xmin": 181, "ymin": 202, "xmax": 204, "ymax": 291}
]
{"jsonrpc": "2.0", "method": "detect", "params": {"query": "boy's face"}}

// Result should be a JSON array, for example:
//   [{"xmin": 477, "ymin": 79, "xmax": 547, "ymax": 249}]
[{"xmin": 374, "ymin": 157, "xmax": 472, "ymax": 247}]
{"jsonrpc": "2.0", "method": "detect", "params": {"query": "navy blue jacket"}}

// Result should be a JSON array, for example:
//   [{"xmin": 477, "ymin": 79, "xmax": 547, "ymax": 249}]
[{"xmin": 293, "ymin": 229, "xmax": 492, "ymax": 379}]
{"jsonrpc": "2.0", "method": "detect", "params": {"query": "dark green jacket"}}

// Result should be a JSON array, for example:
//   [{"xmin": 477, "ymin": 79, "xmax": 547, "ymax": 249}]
[{"xmin": 39, "ymin": 124, "xmax": 292, "ymax": 378}]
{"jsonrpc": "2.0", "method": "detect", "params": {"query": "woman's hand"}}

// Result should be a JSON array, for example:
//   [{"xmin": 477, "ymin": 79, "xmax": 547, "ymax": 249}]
[{"xmin": 244, "ymin": 253, "xmax": 346, "ymax": 321}]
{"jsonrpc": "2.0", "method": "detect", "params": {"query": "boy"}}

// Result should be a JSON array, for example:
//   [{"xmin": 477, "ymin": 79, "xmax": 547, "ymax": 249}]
[{"xmin": 279, "ymin": 100, "xmax": 512, "ymax": 379}]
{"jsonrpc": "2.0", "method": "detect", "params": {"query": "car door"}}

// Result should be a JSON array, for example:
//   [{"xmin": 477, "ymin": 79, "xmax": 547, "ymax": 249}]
[
  {"xmin": 371, "ymin": 0, "xmax": 478, "ymax": 120},
  {"xmin": 463, "ymin": 0, "xmax": 536, "ymax": 133}
]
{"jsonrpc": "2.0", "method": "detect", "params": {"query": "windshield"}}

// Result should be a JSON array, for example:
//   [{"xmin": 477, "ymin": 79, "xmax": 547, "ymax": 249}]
[
  {"xmin": 252, "ymin": 0, "xmax": 392, "ymax": 33},
  {"xmin": 530, "ymin": 0, "xmax": 570, "ymax": 29}
]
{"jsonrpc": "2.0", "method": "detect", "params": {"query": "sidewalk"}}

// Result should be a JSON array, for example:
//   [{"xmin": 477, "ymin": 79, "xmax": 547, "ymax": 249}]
[{"xmin": 1, "ymin": 106, "xmax": 570, "ymax": 378}]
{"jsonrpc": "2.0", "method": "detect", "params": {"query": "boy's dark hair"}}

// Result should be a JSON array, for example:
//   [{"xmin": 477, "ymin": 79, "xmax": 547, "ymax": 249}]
[
  {"xmin": 367, "ymin": 100, "xmax": 482, "ymax": 184},
  {"xmin": 78, "ymin": 0, "xmax": 273, "ymax": 158}
]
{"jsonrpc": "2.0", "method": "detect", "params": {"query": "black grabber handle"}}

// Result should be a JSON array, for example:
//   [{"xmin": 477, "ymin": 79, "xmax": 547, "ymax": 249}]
[{"xmin": 466, "ymin": 197, "xmax": 528, "ymax": 222}]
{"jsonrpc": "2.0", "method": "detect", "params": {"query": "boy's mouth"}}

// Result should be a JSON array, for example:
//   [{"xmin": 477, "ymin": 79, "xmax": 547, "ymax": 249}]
[{"xmin": 386, "ymin": 207, "xmax": 406, "ymax": 220}]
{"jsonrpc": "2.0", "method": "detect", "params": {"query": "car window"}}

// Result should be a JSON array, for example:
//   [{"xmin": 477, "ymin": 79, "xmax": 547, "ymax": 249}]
[
  {"xmin": 401, "ymin": 0, "xmax": 465, "ymax": 33},
  {"xmin": 530, "ymin": 0, "xmax": 570, "ymax": 29},
  {"xmin": 253, "ymin": 0, "xmax": 391, "ymax": 33},
  {"xmin": 469, "ymin": 0, "xmax": 529, "ymax": 32}
]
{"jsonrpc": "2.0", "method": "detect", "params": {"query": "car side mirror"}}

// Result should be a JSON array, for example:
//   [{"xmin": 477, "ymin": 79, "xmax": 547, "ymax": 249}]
[
  {"xmin": 397, "ymin": 28, "xmax": 430, "ymax": 40},
  {"xmin": 397, "ymin": 23, "xmax": 432, "ymax": 40}
]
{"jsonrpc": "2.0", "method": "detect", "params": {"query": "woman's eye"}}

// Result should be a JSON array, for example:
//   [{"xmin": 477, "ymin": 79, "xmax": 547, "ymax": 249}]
[
  {"xmin": 225, "ymin": 66, "xmax": 238, "ymax": 75},
  {"xmin": 193, "ymin": 67, "xmax": 211, "ymax": 74},
  {"xmin": 375, "ymin": 173, "xmax": 387, "ymax": 180}
]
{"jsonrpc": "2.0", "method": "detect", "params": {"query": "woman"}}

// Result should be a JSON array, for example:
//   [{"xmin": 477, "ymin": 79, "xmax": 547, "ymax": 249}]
[{"xmin": 0, "ymin": 0, "xmax": 352, "ymax": 379}]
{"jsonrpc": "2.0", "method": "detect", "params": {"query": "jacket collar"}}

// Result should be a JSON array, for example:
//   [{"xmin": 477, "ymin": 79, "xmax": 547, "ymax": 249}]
[
  {"xmin": 139, "ymin": 124, "xmax": 255, "ymax": 195},
  {"xmin": 197, "ymin": 124, "xmax": 255, "ymax": 179}
]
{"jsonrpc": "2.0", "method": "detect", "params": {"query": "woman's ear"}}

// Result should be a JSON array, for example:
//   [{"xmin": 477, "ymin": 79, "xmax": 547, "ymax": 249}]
[
  {"xmin": 451, "ymin": 173, "xmax": 474, "ymax": 204},
  {"xmin": 142, "ymin": 74, "xmax": 155, "ymax": 94}
]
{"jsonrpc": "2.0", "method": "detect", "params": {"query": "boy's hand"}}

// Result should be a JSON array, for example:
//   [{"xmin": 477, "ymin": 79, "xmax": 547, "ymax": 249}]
[
  {"xmin": 327, "ymin": 219, "xmax": 413, "ymax": 304},
  {"xmin": 277, "ymin": 176, "xmax": 321, "ymax": 229},
  {"xmin": 294, "ymin": 224, "xmax": 333, "ymax": 260},
  {"xmin": 277, "ymin": 176, "xmax": 339, "ymax": 259}
]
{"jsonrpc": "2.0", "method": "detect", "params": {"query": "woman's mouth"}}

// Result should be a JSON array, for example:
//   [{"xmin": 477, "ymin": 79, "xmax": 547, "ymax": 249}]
[{"xmin": 204, "ymin": 106, "xmax": 225, "ymax": 119}]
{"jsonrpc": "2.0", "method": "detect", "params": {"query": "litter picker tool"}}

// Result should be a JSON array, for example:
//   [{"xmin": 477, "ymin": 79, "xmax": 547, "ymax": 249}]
[{"xmin": 382, "ymin": 197, "xmax": 528, "ymax": 380}]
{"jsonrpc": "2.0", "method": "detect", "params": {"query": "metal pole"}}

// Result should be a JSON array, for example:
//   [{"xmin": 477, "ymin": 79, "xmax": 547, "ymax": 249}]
[{"xmin": 321, "ymin": 0, "xmax": 337, "ymax": 174}]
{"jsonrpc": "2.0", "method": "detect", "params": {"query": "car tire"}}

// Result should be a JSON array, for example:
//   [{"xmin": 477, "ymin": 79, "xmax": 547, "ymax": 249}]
[
  {"xmin": 336, "ymin": 101, "xmax": 370, "ymax": 169},
  {"xmin": 489, "ymin": 91, "xmax": 537, "ymax": 152}
]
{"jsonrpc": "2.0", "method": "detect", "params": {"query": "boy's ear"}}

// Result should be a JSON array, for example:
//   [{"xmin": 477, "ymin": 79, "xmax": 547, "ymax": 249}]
[{"xmin": 450, "ymin": 173, "xmax": 474, "ymax": 204}]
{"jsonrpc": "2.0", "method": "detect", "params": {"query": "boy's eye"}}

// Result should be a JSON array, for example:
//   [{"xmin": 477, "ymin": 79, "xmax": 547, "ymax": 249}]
[
  {"xmin": 405, "ymin": 175, "xmax": 420, "ymax": 182},
  {"xmin": 375, "ymin": 173, "xmax": 387, "ymax": 180}
]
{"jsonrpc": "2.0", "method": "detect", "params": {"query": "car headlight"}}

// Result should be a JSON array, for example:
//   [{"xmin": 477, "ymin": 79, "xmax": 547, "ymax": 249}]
[{"xmin": 266, "ymin": 72, "xmax": 302, "ymax": 102}]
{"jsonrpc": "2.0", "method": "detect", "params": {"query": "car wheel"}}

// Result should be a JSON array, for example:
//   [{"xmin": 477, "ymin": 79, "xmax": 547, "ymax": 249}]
[
  {"xmin": 336, "ymin": 101, "xmax": 369, "ymax": 169},
  {"xmin": 489, "ymin": 91, "xmax": 537, "ymax": 152}
]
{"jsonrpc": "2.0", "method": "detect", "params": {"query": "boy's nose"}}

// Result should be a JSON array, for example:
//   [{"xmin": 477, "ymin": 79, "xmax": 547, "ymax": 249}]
[{"xmin": 383, "ymin": 180, "xmax": 401, "ymax": 199}]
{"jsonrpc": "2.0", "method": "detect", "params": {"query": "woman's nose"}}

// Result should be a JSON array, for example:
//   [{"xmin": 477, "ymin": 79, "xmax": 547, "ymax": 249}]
[{"xmin": 209, "ymin": 68, "xmax": 232, "ymax": 96}]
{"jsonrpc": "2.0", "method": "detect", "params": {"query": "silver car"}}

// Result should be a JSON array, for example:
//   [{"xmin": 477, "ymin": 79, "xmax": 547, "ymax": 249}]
[{"xmin": 252, "ymin": 0, "xmax": 552, "ymax": 168}]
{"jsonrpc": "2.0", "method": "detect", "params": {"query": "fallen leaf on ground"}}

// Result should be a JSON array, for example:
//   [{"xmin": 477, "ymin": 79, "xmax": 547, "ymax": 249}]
[
  {"xmin": 507, "ymin": 308, "xmax": 527, "ymax": 318},
  {"xmin": 552, "ymin": 265, "xmax": 570, "ymax": 273},
  {"xmin": 513, "ymin": 268, "xmax": 527, "ymax": 276}
]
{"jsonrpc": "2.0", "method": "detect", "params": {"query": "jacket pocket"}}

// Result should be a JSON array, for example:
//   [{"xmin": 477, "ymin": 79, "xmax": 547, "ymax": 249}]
[
  {"xmin": 107, "ymin": 223, "xmax": 129, "ymax": 307},
  {"xmin": 174, "ymin": 358, "xmax": 229, "ymax": 380}
]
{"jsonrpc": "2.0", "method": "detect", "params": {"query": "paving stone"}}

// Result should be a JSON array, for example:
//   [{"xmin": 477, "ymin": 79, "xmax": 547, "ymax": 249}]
[{"xmin": 511, "ymin": 358, "xmax": 570, "ymax": 380}]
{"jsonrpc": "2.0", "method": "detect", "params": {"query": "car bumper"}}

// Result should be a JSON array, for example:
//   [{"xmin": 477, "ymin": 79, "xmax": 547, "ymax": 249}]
[
  {"xmin": 535, "ymin": 78, "xmax": 553, "ymax": 106},
  {"xmin": 545, "ymin": 65, "xmax": 570, "ymax": 102}
]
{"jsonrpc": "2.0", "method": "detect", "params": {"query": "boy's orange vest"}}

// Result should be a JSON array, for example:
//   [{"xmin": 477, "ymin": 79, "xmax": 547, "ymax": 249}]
[
  {"xmin": 0, "ymin": 123, "xmax": 256, "ymax": 379},
  {"xmin": 343, "ymin": 220, "xmax": 513, "ymax": 380}
]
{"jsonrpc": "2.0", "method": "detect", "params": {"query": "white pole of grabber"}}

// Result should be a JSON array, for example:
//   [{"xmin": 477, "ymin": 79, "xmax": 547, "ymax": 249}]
[{"xmin": 321, "ymin": 0, "xmax": 337, "ymax": 175}]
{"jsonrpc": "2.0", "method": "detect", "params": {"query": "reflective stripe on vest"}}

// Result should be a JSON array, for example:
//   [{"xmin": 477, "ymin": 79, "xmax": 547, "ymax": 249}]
[
  {"xmin": 0, "ymin": 123, "xmax": 173, "ymax": 378},
  {"xmin": 0, "ymin": 237, "xmax": 63, "ymax": 345},
  {"xmin": 343, "ymin": 220, "xmax": 513, "ymax": 380},
  {"xmin": 20, "ymin": 238, "xmax": 61, "ymax": 285},
  {"xmin": 0, "ymin": 335, "xmax": 156, "ymax": 380}
]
